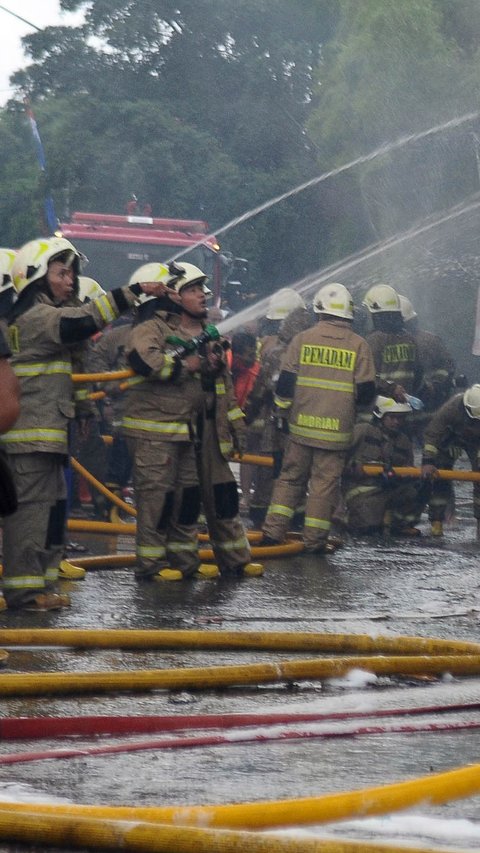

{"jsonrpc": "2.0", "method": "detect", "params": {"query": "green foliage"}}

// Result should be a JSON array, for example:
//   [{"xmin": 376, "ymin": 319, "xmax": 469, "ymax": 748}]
[
  {"xmin": 307, "ymin": 0, "xmax": 480, "ymax": 239},
  {"xmin": 2, "ymin": 0, "xmax": 480, "ymax": 296}
]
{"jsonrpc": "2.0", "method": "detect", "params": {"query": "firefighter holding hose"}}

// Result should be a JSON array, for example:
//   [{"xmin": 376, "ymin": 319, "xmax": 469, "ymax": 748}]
[
  {"xmin": 422, "ymin": 384, "xmax": 480, "ymax": 539},
  {"xmin": 123, "ymin": 261, "xmax": 261, "ymax": 581}
]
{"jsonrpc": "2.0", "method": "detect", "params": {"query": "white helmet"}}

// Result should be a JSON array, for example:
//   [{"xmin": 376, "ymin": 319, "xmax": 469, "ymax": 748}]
[
  {"xmin": 399, "ymin": 294, "xmax": 417, "ymax": 322},
  {"xmin": 266, "ymin": 288, "xmax": 306, "ymax": 320},
  {"xmin": 128, "ymin": 262, "xmax": 176, "ymax": 304},
  {"xmin": 0, "ymin": 248, "xmax": 16, "ymax": 294},
  {"xmin": 363, "ymin": 284, "xmax": 401, "ymax": 313},
  {"xmin": 463, "ymin": 384, "xmax": 480, "ymax": 419},
  {"xmin": 373, "ymin": 396, "xmax": 412, "ymax": 418},
  {"xmin": 166, "ymin": 261, "xmax": 211, "ymax": 296},
  {"xmin": 12, "ymin": 237, "xmax": 80, "ymax": 295},
  {"xmin": 77, "ymin": 276, "xmax": 106, "ymax": 303},
  {"xmin": 313, "ymin": 283, "xmax": 354, "ymax": 320}
]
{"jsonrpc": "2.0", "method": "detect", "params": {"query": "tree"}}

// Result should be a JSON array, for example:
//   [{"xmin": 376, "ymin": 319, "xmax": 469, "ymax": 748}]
[{"xmin": 306, "ymin": 0, "xmax": 480, "ymax": 239}]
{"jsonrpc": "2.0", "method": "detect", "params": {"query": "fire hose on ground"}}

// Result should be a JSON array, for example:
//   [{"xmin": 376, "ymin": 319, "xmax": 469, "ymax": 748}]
[
  {"xmin": 1, "ymin": 654, "xmax": 480, "ymax": 696},
  {"xmin": 1, "ymin": 696, "xmax": 479, "ymax": 740},
  {"xmin": 0, "ymin": 759, "xmax": 479, "ymax": 833},
  {"xmin": 1, "ymin": 628, "xmax": 479, "ymax": 654},
  {"xmin": 0, "ymin": 805, "xmax": 466, "ymax": 853},
  {"xmin": 0, "ymin": 717, "xmax": 479, "ymax": 766}
]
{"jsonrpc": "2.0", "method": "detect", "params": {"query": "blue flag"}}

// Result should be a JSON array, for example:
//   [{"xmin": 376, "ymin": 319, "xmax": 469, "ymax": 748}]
[{"xmin": 24, "ymin": 97, "xmax": 59, "ymax": 233}]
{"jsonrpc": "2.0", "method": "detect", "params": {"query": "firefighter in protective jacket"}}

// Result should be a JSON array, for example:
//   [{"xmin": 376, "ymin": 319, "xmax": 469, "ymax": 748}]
[
  {"xmin": 0, "ymin": 237, "xmax": 165, "ymax": 610},
  {"xmin": 344, "ymin": 396, "xmax": 429, "ymax": 536},
  {"xmin": 262, "ymin": 283, "xmax": 376, "ymax": 554},
  {"xmin": 123, "ymin": 261, "xmax": 258, "ymax": 581}
]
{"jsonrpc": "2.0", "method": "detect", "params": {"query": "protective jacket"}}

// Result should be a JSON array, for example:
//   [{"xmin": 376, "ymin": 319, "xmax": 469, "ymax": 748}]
[
  {"xmin": 1, "ymin": 287, "xmax": 135, "ymax": 456},
  {"xmin": 124, "ymin": 311, "xmax": 244, "ymax": 458},
  {"xmin": 88, "ymin": 318, "xmax": 132, "ymax": 427},
  {"xmin": 344, "ymin": 420, "xmax": 425, "ymax": 533},
  {"xmin": 366, "ymin": 329, "xmax": 423, "ymax": 396},
  {"xmin": 245, "ymin": 307, "xmax": 313, "ymax": 453},
  {"xmin": 345, "ymin": 420, "xmax": 413, "ymax": 497},
  {"xmin": 413, "ymin": 329, "xmax": 455, "ymax": 411},
  {"xmin": 422, "ymin": 393, "xmax": 480, "ymax": 520},
  {"xmin": 423, "ymin": 394, "xmax": 480, "ymax": 464},
  {"xmin": 275, "ymin": 318, "xmax": 375, "ymax": 450}
]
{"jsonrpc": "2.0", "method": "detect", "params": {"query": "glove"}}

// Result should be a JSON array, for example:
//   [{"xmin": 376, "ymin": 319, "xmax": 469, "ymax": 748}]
[
  {"xmin": 421, "ymin": 464, "xmax": 438, "ymax": 480},
  {"xmin": 233, "ymin": 430, "xmax": 247, "ymax": 457},
  {"xmin": 381, "ymin": 466, "xmax": 397, "ymax": 486},
  {"xmin": 272, "ymin": 414, "xmax": 289, "ymax": 434}
]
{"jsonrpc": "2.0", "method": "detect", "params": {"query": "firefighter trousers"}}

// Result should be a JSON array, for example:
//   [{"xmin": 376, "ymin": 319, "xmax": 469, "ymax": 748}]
[
  {"xmin": 2, "ymin": 452, "xmax": 67, "ymax": 608},
  {"xmin": 196, "ymin": 415, "xmax": 251, "ymax": 574},
  {"xmin": 126, "ymin": 437, "xmax": 201, "ymax": 579},
  {"xmin": 345, "ymin": 479, "xmax": 429, "ymax": 534},
  {"xmin": 263, "ymin": 440, "xmax": 346, "ymax": 551}
]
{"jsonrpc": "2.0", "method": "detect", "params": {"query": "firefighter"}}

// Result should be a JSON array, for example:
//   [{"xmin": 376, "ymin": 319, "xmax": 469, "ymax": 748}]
[
  {"xmin": 244, "ymin": 300, "xmax": 313, "ymax": 527},
  {"xmin": 398, "ymin": 294, "xmax": 455, "ymax": 419},
  {"xmin": 87, "ymin": 296, "xmax": 135, "ymax": 523},
  {"xmin": 362, "ymin": 284, "xmax": 423, "ymax": 401},
  {"xmin": 0, "ymin": 248, "xmax": 16, "ymax": 320},
  {"xmin": 399, "ymin": 293, "xmax": 457, "ymax": 530},
  {"xmin": 67, "ymin": 275, "xmax": 111, "ymax": 526},
  {"xmin": 344, "ymin": 396, "xmax": 429, "ymax": 536},
  {"xmin": 262, "ymin": 283, "xmax": 376, "ymax": 554},
  {"xmin": 258, "ymin": 288, "xmax": 306, "ymax": 358},
  {"xmin": 123, "ymin": 261, "xmax": 261, "ymax": 581},
  {"xmin": 0, "ymin": 236, "xmax": 167, "ymax": 611},
  {"xmin": 422, "ymin": 384, "xmax": 480, "ymax": 539},
  {"xmin": 0, "ymin": 324, "xmax": 20, "ymax": 611}
]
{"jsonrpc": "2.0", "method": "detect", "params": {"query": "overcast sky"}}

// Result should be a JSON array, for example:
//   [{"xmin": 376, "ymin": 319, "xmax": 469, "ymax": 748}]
[{"xmin": 0, "ymin": 1, "xmax": 84, "ymax": 105}]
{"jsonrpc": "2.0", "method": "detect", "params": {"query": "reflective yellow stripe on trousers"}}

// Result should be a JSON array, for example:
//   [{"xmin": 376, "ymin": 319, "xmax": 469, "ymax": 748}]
[{"xmin": 122, "ymin": 417, "xmax": 190, "ymax": 437}]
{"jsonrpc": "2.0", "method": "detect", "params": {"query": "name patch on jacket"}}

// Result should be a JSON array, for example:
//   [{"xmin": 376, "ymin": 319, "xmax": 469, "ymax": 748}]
[
  {"xmin": 383, "ymin": 344, "xmax": 416, "ymax": 363},
  {"xmin": 297, "ymin": 414, "xmax": 340, "ymax": 431},
  {"xmin": 300, "ymin": 345, "xmax": 356, "ymax": 371}
]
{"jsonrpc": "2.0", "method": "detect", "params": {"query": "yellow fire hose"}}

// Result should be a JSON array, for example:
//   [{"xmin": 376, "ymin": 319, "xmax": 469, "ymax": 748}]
[
  {"xmin": 1, "ymin": 654, "xmax": 480, "ymax": 696},
  {"xmin": 68, "ymin": 538, "xmax": 304, "ymax": 569},
  {"xmin": 70, "ymin": 457, "xmax": 137, "ymax": 515},
  {"xmin": 362, "ymin": 464, "xmax": 480, "ymax": 482},
  {"xmin": 1, "ymin": 629, "xmax": 478, "ymax": 655},
  {"xmin": 0, "ymin": 807, "xmax": 464, "ymax": 853},
  {"xmin": 0, "ymin": 807, "xmax": 466, "ymax": 853},
  {"xmin": 0, "ymin": 759, "xmax": 479, "ymax": 832},
  {"xmin": 66, "ymin": 518, "xmax": 263, "ymax": 544},
  {"xmin": 72, "ymin": 370, "xmax": 133, "ymax": 383}
]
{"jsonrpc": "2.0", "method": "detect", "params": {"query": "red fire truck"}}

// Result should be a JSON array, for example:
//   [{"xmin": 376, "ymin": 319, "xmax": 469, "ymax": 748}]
[{"xmin": 58, "ymin": 210, "xmax": 248, "ymax": 308}]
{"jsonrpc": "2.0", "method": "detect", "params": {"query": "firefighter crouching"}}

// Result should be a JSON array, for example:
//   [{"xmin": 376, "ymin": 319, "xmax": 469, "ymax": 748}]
[
  {"xmin": 262, "ymin": 283, "xmax": 376, "ymax": 554},
  {"xmin": 123, "ymin": 261, "xmax": 261, "ymax": 581},
  {"xmin": 422, "ymin": 384, "xmax": 480, "ymax": 539},
  {"xmin": 343, "ymin": 396, "xmax": 429, "ymax": 536},
  {"xmin": 0, "ymin": 236, "xmax": 166, "ymax": 611}
]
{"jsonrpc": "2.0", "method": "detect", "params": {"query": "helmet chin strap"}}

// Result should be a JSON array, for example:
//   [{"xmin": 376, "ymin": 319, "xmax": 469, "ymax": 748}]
[{"xmin": 180, "ymin": 304, "xmax": 208, "ymax": 320}]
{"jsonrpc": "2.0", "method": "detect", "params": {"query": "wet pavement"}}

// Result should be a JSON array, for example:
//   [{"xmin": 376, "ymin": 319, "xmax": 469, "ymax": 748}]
[{"xmin": 0, "ymin": 480, "xmax": 480, "ymax": 851}]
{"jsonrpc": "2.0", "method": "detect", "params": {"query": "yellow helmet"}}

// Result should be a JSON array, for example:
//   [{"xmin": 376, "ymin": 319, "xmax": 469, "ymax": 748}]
[
  {"xmin": 166, "ymin": 261, "xmax": 211, "ymax": 296},
  {"xmin": 363, "ymin": 284, "xmax": 401, "ymax": 313},
  {"xmin": 0, "ymin": 248, "xmax": 16, "ymax": 295},
  {"xmin": 313, "ymin": 283, "xmax": 353, "ymax": 320},
  {"xmin": 128, "ymin": 262, "xmax": 176, "ymax": 304},
  {"xmin": 398, "ymin": 294, "xmax": 417, "ymax": 322},
  {"xmin": 463, "ymin": 384, "xmax": 480, "ymax": 419},
  {"xmin": 77, "ymin": 276, "xmax": 106, "ymax": 303},
  {"xmin": 373, "ymin": 396, "xmax": 412, "ymax": 418},
  {"xmin": 11, "ymin": 237, "xmax": 81, "ymax": 295},
  {"xmin": 266, "ymin": 288, "xmax": 306, "ymax": 320}
]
